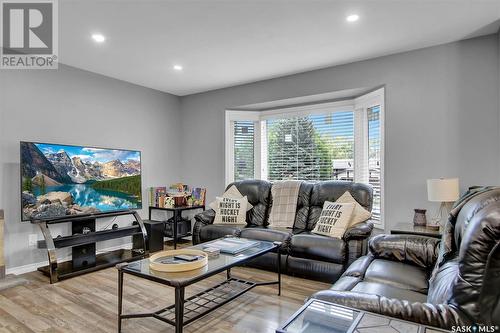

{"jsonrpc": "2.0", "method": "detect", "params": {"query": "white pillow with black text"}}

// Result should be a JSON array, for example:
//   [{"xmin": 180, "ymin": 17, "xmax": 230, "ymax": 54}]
[
  {"xmin": 213, "ymin": 196, "xmax": 248, "ymax": 225},
  {"xmin": 209, "ymin": 185, "xmax": 253, "ymax": 212},
  {"xmin": 335, "ymin": 191, "xmax": 372, "ymax": 225},
  {"xmin": 312, "ymin": 201, "xmax": 355, "ymax": 238}
]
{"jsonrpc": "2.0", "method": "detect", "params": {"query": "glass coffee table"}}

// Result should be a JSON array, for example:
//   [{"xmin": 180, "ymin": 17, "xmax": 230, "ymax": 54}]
[
  {"xmin": 117, "ymin": 238, "xmax": 282, "ymax": 333},
  {"xmin": 277, "ymin": 299, "xmax": 449, "ymax": 333}
]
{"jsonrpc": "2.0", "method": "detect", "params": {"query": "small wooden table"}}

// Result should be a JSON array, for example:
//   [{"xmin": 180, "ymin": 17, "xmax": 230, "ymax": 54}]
[
  {"xmin": 390, "ymin": 222, "xmax": 442, "ymax": 239},
  {"xmin": 149, "ymin": 205, "xmax": 205, "ymax": 249}
]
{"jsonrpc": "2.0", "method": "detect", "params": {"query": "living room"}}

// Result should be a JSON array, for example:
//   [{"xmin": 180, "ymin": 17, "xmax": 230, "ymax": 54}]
[{"xmin": 0, "ymin": 1, "xmax": 499, "ymax": 332}]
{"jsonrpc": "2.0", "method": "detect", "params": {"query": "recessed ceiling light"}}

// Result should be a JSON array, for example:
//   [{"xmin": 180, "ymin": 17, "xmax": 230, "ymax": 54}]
[
  {"xmin": 346, "ymin": 14, "xmax": 359, "ymax": 22},
  {"xmin": 173, "ymin": 65, "xmax": 183, "ymax": 71},
  {"xmin": 91, "ymin": 34, "xmax": 106, "ymax": 43}
]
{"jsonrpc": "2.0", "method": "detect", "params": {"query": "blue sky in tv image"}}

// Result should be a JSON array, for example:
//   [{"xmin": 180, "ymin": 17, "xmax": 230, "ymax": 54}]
[
  {"xmin": 35, "ymin": 143, "xmax": 140, "ymax": 164},
  {"xmin": 21, "ymin": 142, "xmax": 142, "ymax": 221}
]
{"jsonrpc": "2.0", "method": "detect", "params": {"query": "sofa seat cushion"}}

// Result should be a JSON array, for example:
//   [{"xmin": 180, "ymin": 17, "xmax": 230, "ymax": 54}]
[
  {"xmin": 287, "ymin": 256, "xmax": 344, "ymax": 283},
  {"xmin": 199, "ymin": 224, "xmax": 243, "ymax": 242},
  {"xmin": 329, "ymin": 256, "xmax": 429, "ymax": 303},
  {"xmin": 364, "ymin": 259, "xmax": 429, "ymax": 294},
  {"xmin": 290, "ymin": 232, "xmax": 346, "ymax": 264},
  {"xmin": 239, "ymin": 227, "xmax": 292, "ymax": 253},
  {"xmin": 351, "ymin": 281, "xmax": 427, "ymax": 303}
]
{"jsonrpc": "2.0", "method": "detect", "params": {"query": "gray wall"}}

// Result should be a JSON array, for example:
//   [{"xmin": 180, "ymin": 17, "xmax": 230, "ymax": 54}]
[
  {"xmin": 1, "ymin": 33, "xmax": 499, "ymax": 271},
  {"xmin": 179, "ymin": 34, "xmax": 500, "ymax": 231},
  {"xmin": 0, "ymin": 65, "xmax": 181, "ymax": 269}
]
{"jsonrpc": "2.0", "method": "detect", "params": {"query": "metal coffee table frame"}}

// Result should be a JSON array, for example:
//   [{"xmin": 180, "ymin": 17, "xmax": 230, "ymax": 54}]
[{"xmin": 117, "ymin": 240, "xmax": 282, "ymax": 333}]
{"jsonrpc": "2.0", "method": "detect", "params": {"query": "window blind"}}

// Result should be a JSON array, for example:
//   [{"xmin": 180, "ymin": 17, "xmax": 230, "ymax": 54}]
[
  {"xmin": 265, "ymin": 111, "xmax": 354, "ymax": 182},
  {"xmin": 233, "ymin": 121, "xmax": 255, "ymax": 181},
  {"xmin": 368, "ymin": 105, "xmax": 381, "ymax": 221}
]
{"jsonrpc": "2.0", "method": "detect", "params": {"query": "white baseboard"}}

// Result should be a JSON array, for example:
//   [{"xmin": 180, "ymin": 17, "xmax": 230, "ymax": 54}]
[
  {"xmin": 6, "ymin": 262, "xmax": 43, "ymax": 276},
  {"xmin": 6, "ymin": 243, "xmax": 133, "ymax": 276}
]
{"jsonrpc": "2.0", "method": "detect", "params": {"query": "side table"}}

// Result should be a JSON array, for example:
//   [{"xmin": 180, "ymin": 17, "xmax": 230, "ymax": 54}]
[
  {"xmin": 148, "ymin": 205, "xmax": 205, "ymax": 249},
  {"xmin": 390, "ymin": 222, "xmax": 442, "ymax": 239}
]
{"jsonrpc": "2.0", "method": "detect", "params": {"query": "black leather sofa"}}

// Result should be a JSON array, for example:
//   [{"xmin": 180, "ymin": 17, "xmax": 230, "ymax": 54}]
[
  {"xmin": 311, "ymin": 187, "xmax": 500, "ymax": 329},
  {"xmin": 193, "ymin": 180, "xmax": 375, "ymax": 283}
]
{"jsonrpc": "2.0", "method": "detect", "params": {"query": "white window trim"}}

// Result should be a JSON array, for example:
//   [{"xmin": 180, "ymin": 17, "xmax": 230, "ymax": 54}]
[
  {"xmin": 259, "ymin": 99, "xmax": 355, "ymax": 120},
  {"xmin": 225, "ymin": 88, "xmax": 385, "ymax": 228},
  {"xmin": 225, "ymin": 110, "xmax": 260, "ymax": 185},
  {"xmin": 354, "ymin": 88, "xmax": 385, "ymax": 229}
]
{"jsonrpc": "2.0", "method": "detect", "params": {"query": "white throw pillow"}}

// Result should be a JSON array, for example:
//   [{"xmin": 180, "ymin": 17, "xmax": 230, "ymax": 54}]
[
  {"xmin": 209, "ymin": 185, "xmax": 253, "ymax": 212},
  {"xmin": 335, "ymin": 191, "xmax": 372, "ymax": 225},
  {"xmin": 312, "ymin": 201, "xmax": 355, "ymax": 238},
  {"xmin": 213, "ymin": 196, "xmax": 248, "ymax": 225}
]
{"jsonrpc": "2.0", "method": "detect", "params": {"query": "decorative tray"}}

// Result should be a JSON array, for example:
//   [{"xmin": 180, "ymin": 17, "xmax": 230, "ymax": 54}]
[{"xmin": 149, "ymin": 249, "xmax": 208, "ymax": 272}]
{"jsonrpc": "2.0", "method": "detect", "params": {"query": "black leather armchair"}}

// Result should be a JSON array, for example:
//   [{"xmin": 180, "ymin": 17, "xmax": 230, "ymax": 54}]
[
  {"xmin": 312, "ymin": 188, "xmax": 500, "ymax": 329},
  {"xmin": 193, "ymin": 180, "xmax": 375, "ymax": 283}
]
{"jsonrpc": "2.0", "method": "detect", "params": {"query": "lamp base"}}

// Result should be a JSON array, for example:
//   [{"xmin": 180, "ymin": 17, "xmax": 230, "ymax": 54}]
[{"xmin": 427, "ymin": 202, "xmax": 452, "ymax": 230}]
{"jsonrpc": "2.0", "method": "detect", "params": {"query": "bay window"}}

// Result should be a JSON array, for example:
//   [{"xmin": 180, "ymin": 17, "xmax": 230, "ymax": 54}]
[{"xmin": 225, "ymin": 88, "xmax": 384, "ymax": 227}]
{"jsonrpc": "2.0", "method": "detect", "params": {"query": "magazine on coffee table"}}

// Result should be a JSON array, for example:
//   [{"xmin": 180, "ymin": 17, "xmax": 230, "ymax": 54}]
[{"xmin": 207, "ymin": 238, "xmax": 259, "ymax": 255}]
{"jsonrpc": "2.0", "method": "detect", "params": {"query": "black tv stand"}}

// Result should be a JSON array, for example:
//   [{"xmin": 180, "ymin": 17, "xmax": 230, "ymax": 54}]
[{"xmin": 31, "ymin": 210, "xmax": 148, "ymax": 283}]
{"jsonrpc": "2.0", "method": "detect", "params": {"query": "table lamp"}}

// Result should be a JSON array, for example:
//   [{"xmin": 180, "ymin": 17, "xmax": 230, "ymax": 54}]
[{"xmin": 427, "ymin": 178, "xmax": 459, "ymax": 229}]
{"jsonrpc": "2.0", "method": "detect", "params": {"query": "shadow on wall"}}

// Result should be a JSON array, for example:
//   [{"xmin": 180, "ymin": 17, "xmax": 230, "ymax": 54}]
[
  {"xmin": 462, "ymin": 19, "xmax": 500, "ymax": 40},
  {"xmin": 3, "ymin": 162, "xmax": 50, "ymax": 268}
]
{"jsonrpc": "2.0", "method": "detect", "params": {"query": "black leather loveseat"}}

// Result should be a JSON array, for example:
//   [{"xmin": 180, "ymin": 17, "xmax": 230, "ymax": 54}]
[
  {"xmin": 193, "ymin": 180, "xmax": 375, "ymax": 283},
  {"xmin": 311, "ymin": 187, "xmax": 500, "ymax": 330}
]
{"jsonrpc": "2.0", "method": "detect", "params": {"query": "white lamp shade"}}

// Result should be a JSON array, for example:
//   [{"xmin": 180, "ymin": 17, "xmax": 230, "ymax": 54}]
[{"xmin": 427, "ymin": 178, "xmax": 460, "ymax": 202}]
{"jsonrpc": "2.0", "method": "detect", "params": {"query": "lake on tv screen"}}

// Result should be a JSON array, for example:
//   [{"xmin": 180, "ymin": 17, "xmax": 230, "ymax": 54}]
[{"xmin": 21, "ymin": 142, "xmax": 142, "ymax": 220}]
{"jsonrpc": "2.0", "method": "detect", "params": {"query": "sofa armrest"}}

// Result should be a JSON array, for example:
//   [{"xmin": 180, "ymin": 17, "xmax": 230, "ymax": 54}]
[
  {"xmin": 192, "ymin": 209, "xmax": 216, "ymax": 244},
  {"xmin": 343, "ymin": 220, "xmax": 374, "ymax": 241},
  {"xmin": 311, "ymin": 290, "xmax": 470, "ymax": 330},
  {"xmin": 194, "ymin": 209, "xmax": 216, "ymax": 225},
  {"xmin": 369, "ymin": 234, "xmax": 440, "ymax": 269},
  {"xmin": 192, "ymin": 220, "xmax": 204, "ymax": 244}
]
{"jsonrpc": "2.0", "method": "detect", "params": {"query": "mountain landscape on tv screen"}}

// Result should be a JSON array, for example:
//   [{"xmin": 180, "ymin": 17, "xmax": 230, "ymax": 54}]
[{"xmin": 21, "ymin": 142, "xmax": 142, "ymax": 220}]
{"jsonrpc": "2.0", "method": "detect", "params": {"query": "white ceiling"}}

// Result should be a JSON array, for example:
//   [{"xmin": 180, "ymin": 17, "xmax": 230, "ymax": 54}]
[{"xmin": 59, "ymin": 0, "xmax": 500, "ymax": 96}]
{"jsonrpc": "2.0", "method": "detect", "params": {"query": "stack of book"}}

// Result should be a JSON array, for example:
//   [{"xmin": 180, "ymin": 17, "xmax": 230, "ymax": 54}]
[
  {"xmin": 190, "ymin": 187, "xmax": 206, "ymax": 206},
  {"xmin": 148, "ymin": 185, "xmax": 206, "ymax": 208},
  {"xmin": 148, "ymin": 187, "xmax": 167, "ymax": 207}
]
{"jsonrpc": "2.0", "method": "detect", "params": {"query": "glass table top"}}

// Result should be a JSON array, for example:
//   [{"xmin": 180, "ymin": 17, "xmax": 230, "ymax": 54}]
[
  {"xmin": 280, "ymin": 299, "xmax": 449, "ymax": 333},
  {"xmin": 282, "ymin": 300, "xmax": 360, "ymax": 333},
  {"xmin": 122, "ymin": 238, "xmax": 277, "ymax": 286}
]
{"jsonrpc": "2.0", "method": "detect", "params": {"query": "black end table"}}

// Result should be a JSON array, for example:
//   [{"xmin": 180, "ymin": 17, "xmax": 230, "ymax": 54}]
[
  {"xmin": 148, "ymin": 205, "xmax": 205, "ymax": 249},
  {"xmin": 390, "ymin": 222, "xmax": 442, "ymax": 239}
]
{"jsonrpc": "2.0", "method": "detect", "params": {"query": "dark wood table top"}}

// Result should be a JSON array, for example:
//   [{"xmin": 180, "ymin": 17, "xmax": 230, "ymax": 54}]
[
  {"xmin": 391, "ymin": 222, "xmax": 442, "ymax": 238},
  {"xmin": 149, "ymin": 205, "xmax": 205, "ymax": 212}
]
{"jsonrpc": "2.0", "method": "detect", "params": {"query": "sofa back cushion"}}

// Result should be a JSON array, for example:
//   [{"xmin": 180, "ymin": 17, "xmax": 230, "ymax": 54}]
[
  {"xmin": 427, "ymin": 188, "xmax": 500, "ymax": 326},
  {"xmin": 226, "ymin": 180, "xmax": 272, "ymax": 227},
  {"xmin": 307, "ymin": 181, "xmax": 373, "ymax": 230},
  {"xmin": 291, "ymin": 182, "xmax": 314, "ymax": 230}
]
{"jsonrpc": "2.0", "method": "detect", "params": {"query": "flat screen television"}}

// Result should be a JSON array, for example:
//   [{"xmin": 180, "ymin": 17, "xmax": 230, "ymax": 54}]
[{"xmin": 20, "ymin": 141, "xmax": 142, "ymax": 221}]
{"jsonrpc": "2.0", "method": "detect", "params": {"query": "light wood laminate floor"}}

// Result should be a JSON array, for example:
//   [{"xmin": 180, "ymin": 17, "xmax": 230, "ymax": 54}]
[{"xmin": 0, "ymin": 261, "xmax": 330, "ymax": 333}]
